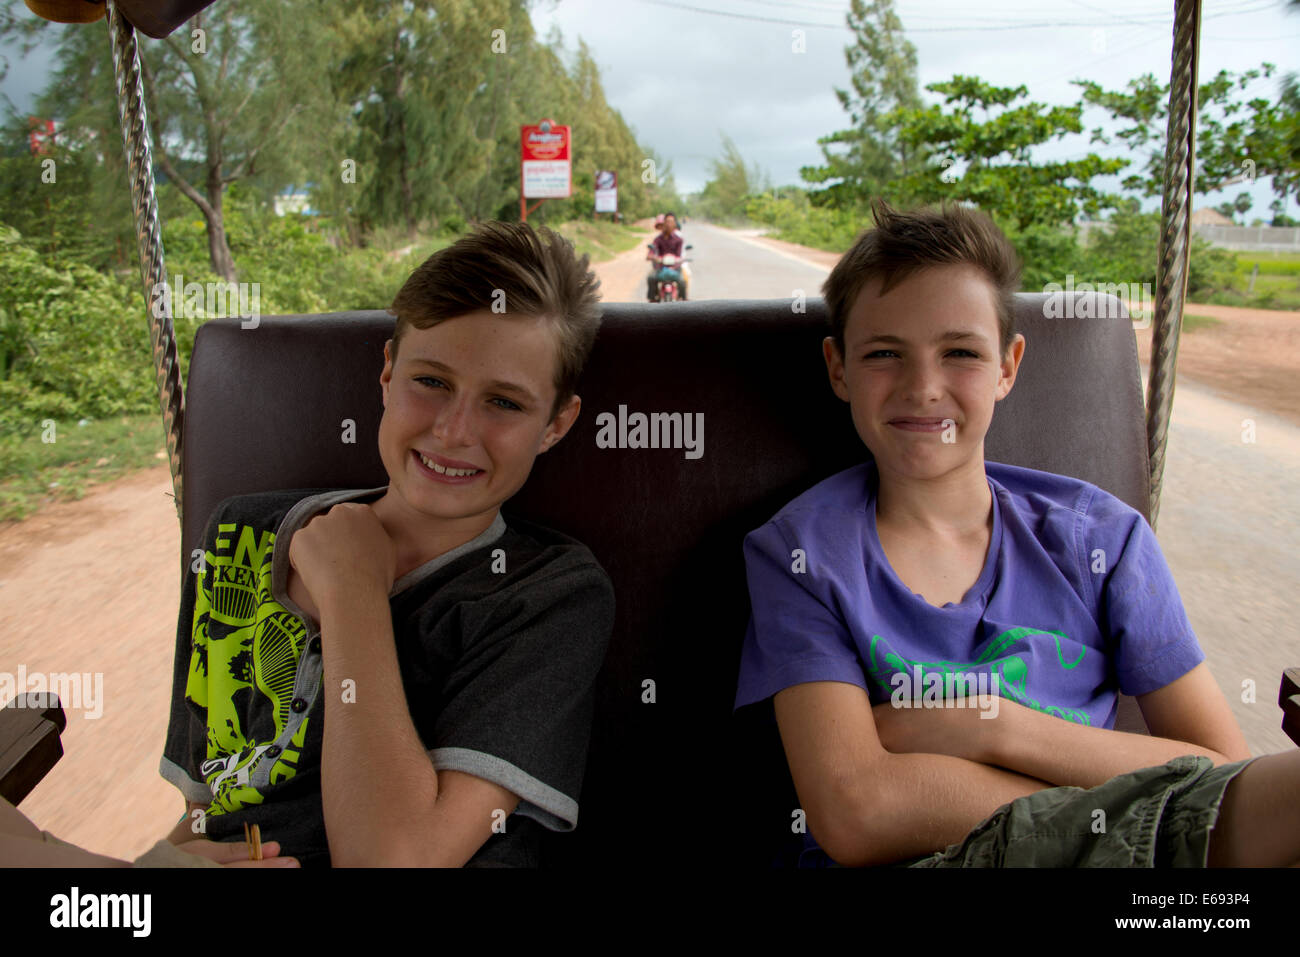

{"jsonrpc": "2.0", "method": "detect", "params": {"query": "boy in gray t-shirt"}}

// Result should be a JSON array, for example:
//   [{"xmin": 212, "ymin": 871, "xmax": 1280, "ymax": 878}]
[{"xmin": 155, "ymin": 222, "xmax": 615, "ymax": 867}]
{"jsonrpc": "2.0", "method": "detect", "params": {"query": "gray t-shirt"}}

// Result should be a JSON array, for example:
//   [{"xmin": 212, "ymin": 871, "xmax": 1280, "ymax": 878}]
[{"xmin": 160, "ymin": 487, "xmax": 615, "ymax": 867}]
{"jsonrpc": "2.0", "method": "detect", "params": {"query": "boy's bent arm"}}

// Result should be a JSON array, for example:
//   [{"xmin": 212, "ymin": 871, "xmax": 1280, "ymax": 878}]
[
  {"xmin": 981, "ymin": 664, "xmax": 1251, "ymax": 789},
  {"xmin": 774, "ymin": 681, "xmax": 1051, "ymax": 867},
  {"xmin": 318, "ymin": 585, "xmax": 517, "ymax": 867}
]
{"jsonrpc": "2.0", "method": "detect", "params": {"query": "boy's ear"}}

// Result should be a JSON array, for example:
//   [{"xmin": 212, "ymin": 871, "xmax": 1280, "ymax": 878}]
[
  {"xmin": 822, "ymin": 336, "xmax": 851, "ymax": 403},
  {"xmin": 380, "ymin": 339, "xmax": 395, "ymax": 406},
  {"xmin": 539, "ymin": 394, "xmax": 582, "ymax": 454},
  {"xmin": 995, "ymin": 333, "xmax": 1026, "ymax": 401}
]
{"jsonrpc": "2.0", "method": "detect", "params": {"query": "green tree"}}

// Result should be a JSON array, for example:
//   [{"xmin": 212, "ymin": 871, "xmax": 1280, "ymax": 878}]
[
  {"xmin": 885, "ymin": 76, "xmax": 1127, "ymax": 230},
  {"xmin": 329, "ymin": 0, "xmax": 519, "ymax": 239},
  {"xmin": 1214, "ymin": 193, "xmax": 1253, "ymax": 223},
  {"xmin": 2, "ymin": 0, "xmax": 342, "ymax": 281},
  {"xmin": 1077, "ymin": 65, "xmax": 1300, "ymax": 209},
  {"xmin": 801, "ymin": 0, "xmax": 922, "ymax": 207},
  {"xmin": 698, "ymin": 132, "xmax": 767, "ymax": 222},
  {"xmin": 1268, "ymin": 198, "xmax": 1299, "ymax": 227}
]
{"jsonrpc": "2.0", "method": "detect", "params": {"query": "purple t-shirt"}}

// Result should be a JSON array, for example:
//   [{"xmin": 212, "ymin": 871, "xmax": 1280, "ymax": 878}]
[{"xmin": 735, "ymin": 461, "xmax": 1204, "ymax": 729}]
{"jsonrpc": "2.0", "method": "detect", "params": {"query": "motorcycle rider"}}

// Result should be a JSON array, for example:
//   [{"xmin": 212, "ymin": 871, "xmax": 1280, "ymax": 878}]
[{"xmin": 647, "ymin": 212, "xmax": 689, "ymax": 301}]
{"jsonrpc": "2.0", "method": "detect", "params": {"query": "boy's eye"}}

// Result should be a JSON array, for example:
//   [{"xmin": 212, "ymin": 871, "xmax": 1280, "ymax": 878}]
[
  {"xmin": 863, "ymin": 349, "xmax": 898, "ymax": 360},
  {"xmin": 417, "ymin": 377, "xmax": 522, "ymax": 412},
  {"xmin": 948, "ymin": 349, "xmax": 980, "ymax": 358}
]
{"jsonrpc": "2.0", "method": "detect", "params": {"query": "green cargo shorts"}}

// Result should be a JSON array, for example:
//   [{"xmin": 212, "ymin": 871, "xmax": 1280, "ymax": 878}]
[{"xmin": 907, "ymin": 755, "xmax": 1256, "ymax": 868}]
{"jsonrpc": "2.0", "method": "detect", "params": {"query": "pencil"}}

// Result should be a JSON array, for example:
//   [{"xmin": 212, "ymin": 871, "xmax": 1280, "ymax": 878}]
[{"xmin": 243, "ymin": 822, "xmax": 263, "ymax": 861}]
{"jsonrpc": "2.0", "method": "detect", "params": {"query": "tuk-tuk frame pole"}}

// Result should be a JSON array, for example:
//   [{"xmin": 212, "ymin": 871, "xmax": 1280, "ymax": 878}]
[
  {"xmin": 1145, "ymin": 0, "xmax": 1202, "ymax": 532},
  {"xmin": 105, "ymin": 0, "xmax": 185, "ymax": 524}
]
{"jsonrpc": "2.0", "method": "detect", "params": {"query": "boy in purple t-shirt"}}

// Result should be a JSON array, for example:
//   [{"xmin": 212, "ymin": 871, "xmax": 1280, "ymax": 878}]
[{"xmin": 735, "ymin": 199, "xmax": 1300, "ymax": 867}]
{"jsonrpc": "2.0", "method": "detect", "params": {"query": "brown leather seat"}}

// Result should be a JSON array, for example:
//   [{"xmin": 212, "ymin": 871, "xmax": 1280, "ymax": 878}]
[{"xmin": 182, "ymin": 294, "xmax": 1150, "ymax": 866}]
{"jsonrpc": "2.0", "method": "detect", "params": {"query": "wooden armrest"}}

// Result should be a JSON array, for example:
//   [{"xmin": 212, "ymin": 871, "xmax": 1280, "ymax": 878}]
[
  {"xmin": 0, "ymin": 694, "xmax": 67, "ymax": 806},
  {"xmin": 1280, "ymin": 669, "xmax": 1300, "ymax": 747}
]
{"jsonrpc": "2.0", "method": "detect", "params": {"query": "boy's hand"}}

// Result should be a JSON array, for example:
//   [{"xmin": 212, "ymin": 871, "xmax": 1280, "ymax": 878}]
[
  {"xmin": 871, "ymin": 699, "xmax": 1006, "ymax": 764},
  {"xmin": 289, "ymin": 503, "xmax": 397, "ymax": 610},
  {"xmin": 173, "ymin": 837, "xmax": 300, "ymax": 868}
]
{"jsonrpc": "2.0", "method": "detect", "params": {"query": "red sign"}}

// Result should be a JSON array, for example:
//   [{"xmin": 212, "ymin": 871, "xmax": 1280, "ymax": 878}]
[
  {"xmin": 521, "ymin": 119, "xmax": 570, "ymax": 161},
  {"xmin": 521, "ymin": 119, "xmax": 571, "ymax": 199}
]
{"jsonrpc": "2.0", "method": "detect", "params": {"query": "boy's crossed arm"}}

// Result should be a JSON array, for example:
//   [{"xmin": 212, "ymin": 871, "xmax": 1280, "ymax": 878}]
[
  {"xmin": 870, "ymin": 662, "xmax": 1252, "ymax": 791},
  {"xmin": 774, "ymin": 661, "xmax": 1252, "ymax": 867},
  {"xmin": 774, "ymin": 681, "xmax": 1052, "ymax": 868}
]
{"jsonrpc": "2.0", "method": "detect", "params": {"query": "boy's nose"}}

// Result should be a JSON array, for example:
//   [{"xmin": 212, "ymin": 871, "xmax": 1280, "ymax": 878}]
[
  {"xmin": 898, "ymin": 360, "xmax": 944, "ymax": 403},
  {"xmin": 431, "ymin": 395, "xmax": 475, "ymax": 447}
]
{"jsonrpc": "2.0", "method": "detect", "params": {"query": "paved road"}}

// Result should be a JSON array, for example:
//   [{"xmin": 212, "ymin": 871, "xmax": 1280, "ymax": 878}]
[
  {"xmin": 1152, "ymin": 374, "xmax": 1299, "ymax": 756},
  {"xmin": 674, "ymin": 222, "xmax": 833, "ymax": 301}
]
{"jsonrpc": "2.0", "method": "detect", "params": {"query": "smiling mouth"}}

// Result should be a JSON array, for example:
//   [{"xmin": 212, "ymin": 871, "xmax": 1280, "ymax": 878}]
[
  {"xmin": 888, "ymin": 418, "xmax": 953, "ymax": 432},
  {"xmin": 413, "ymin": 450, "xmax": 483, "ymax": 478}
]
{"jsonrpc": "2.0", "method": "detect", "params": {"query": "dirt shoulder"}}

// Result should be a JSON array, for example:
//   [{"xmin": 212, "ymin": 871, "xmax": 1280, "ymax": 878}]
[{"xmin": 1134, "ymin": 304, "xmax": 1300, "ymax": 426}]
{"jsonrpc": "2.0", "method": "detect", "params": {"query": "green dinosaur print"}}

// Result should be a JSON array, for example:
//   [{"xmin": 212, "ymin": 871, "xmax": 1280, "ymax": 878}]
[{"xmin": 866, "ymin": 628, "xmax": 1092, "ymax": 726}]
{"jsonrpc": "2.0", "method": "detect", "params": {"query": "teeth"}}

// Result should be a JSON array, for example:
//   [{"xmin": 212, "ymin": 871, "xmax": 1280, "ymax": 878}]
[{"xmin": 418, "ymin": 452, "xmax": 479, "ymax": 477}]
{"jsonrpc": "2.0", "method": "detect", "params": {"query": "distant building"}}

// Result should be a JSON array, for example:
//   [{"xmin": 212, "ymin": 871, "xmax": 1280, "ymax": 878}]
[
  {"xmin": 1190, "ymin": 207, "xmax": 1233, "ymax": 227},
  {"xmin": 274, "ymin": 187, "xmax": 317, "ymax": 217}
]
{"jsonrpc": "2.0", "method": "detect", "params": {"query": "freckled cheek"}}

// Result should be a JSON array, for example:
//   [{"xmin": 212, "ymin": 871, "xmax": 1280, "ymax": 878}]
[{"xmin": 476, "ymin": 420, "xmax": 546, "ymax": 470}]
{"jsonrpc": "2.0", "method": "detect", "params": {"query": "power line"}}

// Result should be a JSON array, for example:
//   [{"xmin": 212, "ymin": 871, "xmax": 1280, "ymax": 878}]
[{"xmin": 631, "ymin": 0, "xmax": 1285, "ymax": 31}]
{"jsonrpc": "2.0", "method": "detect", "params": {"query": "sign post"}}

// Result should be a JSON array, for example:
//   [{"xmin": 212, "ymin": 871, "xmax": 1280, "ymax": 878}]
[
  {"xmin": 520, "ymin": 118, "xmax": 571, "ymax": 222},
  {"xmin": 594, "ymin": 169, "xmax": 617, "ymax": 220}
]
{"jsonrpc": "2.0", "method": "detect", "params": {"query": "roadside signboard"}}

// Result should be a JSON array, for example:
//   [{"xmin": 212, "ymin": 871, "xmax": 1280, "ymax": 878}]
[
  {"xmin": 595, "ymin": 169, "xmax": 617, "ymax": 212},
  {"xmin": 521, "ymin": 119, "xmax": 571, "ymax": 199}
]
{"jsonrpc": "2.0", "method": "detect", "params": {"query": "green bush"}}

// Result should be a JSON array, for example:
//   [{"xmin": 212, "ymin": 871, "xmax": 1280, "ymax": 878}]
[
  {"xmin": 1000, "ymin": 221, "xmax": 1087, "ymax": 293},
  {"xmin": 744, "ymin": 191, "xmax": 869, "ymax": 252},
  {"xmin": 157, "ymin": 184, "xmax": 418, "ymax": 315},
  {"xmin": 0, "ymin": 224, "xmax": 185, "ymax": 436},
  {"xmin": 1076, "ymin": 208, "xmax": 1237, "ymax": 300}
]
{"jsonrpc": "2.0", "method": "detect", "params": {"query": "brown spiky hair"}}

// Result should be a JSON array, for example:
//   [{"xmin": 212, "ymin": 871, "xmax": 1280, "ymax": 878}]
[
  {"xmin": 389, "ymin": 221, "xmax": 603, "ymax": 418},
  {"xmin": 822, "ymin": 198, "xmax": 1022, "ymax": 356}
]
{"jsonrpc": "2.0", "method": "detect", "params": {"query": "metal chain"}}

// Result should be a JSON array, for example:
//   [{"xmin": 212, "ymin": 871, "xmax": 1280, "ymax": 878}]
[
  {"xmin": 105, "ymin": 0, "xmax": 184, "ymax": 524},
  {"xmin": 1146, "ymin": 0, "xmax": 1201, "ymax": 531}
]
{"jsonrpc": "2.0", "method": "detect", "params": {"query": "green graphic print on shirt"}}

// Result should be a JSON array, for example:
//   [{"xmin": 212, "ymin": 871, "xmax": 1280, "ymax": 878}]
[
  {"xmin": 865, "ymin": 626, "xmax": 1092, "ymax": 725},
  {"xmin": 186, "ymin": 521, "xmax": 313, "ymax": 816}
]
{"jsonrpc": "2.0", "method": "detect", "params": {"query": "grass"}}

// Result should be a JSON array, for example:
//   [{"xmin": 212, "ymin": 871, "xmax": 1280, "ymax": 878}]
[
  {"xmin": 1232, "ymin": 250, "xmax": 1300, "ymax": 274},
  {"xmin": 0, "ymin": 413, "xmax": 172, "ymax": 522},
  {"xmin": 553, "ymin": 220, "xmax": 646, "ymax": 262},
  {"xmin": 1204, "ymin": 251, "xmax": 1300, "ymax": 310}
]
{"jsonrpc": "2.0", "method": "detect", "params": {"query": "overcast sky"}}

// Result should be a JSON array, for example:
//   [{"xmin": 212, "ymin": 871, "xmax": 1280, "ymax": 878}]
[
  {"xmin": 532, "ymin": 0, "xmax": 1300, "ymax": 216},
  {"xmin": 3, "ymin": 0, "xmax": 1296, "ymax": 217}
]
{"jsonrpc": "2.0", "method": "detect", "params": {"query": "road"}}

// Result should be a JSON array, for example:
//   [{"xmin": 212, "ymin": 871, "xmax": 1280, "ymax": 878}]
[
  {"xmin": 2, "ymin": 222, "xmax": 1295, "ymax": 862},
  {"xmin": 607, "ymin": 221, "xmax": 836, "ymax": 302}
]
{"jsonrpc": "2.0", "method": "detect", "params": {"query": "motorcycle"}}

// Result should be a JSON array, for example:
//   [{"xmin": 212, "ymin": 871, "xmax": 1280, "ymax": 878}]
[{"xmin": 647, "ymin": 244, "xmax": 693, "ymax": 303}]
